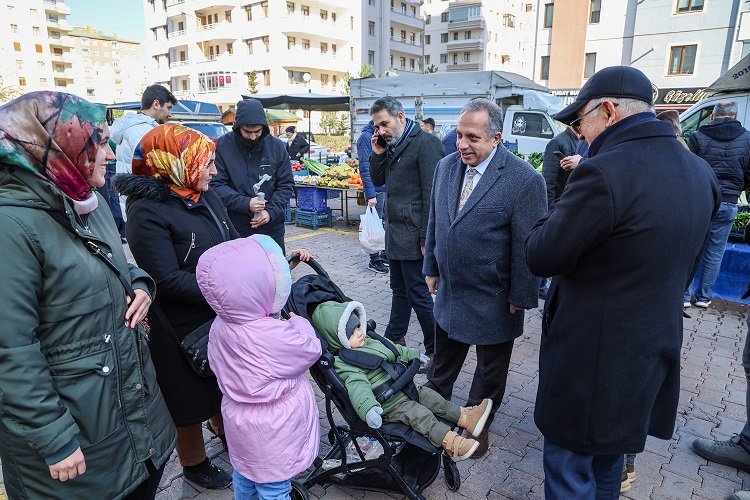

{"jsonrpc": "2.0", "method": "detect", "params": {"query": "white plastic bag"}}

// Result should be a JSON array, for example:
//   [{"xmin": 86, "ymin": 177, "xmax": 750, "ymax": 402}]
[{"xmin": 359, "ymin": 206, "xmax": 386, "ymax": 254}]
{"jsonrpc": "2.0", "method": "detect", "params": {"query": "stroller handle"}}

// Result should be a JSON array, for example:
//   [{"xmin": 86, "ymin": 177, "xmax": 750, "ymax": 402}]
[{"xmin": 287, "ymin": 254, "xmax": 330, "ymax": 279}]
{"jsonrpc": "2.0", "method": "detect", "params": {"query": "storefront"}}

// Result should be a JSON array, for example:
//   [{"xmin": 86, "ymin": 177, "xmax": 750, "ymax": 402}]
[{"xmin": 549, "ymin": 85, "xmax": 712, "ymax": 113}]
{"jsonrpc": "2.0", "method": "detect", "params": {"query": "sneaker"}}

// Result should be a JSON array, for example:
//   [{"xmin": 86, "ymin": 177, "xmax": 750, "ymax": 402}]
[
  {"xmin": 183, "ymin": 459, "xmax": 232, "ymax": 489},
  {"xmin": 441, "ymin": 430, "xmax": 480, "ymax": 461},
  {"xmin": 458, "ymin": 398, "xmax": 493, "ymax": 438},
  {"xmin": 729, "ymin": 490, "xmax": 750, "ymax": 500},
  {"xmin": 692, "ymin": 435, "xmax": 750, "ymax": 472},
  {"xmin": 620, "ymin": 470, "xmax": 632, "ymax": 492},
  {"xmin": 368, "ymin": 260, "xmax": 388, "ymax": 273},
  {"xmin": 683, "ymin": 301, "xmax": 691, "ymax": 308},
  {"xmin": 695, "ymin": 300, "xmax": 711, "ymax": 308}
]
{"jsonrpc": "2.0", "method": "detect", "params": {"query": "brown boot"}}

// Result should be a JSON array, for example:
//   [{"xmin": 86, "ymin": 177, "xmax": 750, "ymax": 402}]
[
  {"xmin": 457, "ymin": 398, "xmax": 493, "ymax": 437},
  {"xmin": 441, "ymin": 430, "xmax": 480, "ymax": 461}
]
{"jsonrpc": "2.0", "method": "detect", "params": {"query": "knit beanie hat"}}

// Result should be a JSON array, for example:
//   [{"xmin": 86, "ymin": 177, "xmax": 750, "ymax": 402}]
[{"xmin": 345, "ymin": 313, "xmax": 360, "ymax": 339}]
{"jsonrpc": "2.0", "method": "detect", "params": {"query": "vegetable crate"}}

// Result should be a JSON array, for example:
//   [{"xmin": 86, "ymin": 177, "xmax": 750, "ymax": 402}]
[
  {"xmin": 296, "ymin": 208, "xmax": 332, "ymax": 229},
  {"xmin": 297, "ymin": 186, "xmax": 328, "ymax": 211}
]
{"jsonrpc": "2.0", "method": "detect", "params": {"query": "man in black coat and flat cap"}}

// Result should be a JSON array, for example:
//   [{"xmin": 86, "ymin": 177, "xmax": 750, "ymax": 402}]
[{"xmin": 525, "ymin": 66, "xmax": 720, "ymax": 498}]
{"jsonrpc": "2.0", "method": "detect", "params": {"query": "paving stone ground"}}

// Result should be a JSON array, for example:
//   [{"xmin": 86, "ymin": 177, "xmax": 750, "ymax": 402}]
[{"xmin": 2, "ymin": 204, "xmax": 749, "ymax": 500}]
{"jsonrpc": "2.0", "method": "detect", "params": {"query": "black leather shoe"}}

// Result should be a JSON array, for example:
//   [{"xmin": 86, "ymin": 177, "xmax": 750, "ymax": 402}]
[{"xmin": 183, "ymin": 459, "xmax": 232, "ymax": 489}]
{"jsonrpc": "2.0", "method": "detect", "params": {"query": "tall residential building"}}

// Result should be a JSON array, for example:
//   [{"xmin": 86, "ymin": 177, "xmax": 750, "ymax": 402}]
[
  {"xmin": 422, "ymin": 0, "xmax": 537, "ymax": 78},
  {"xmin": 67, "ymin": 27, "xmax": 146, "ymax": 104},
  {"xmin": 535, "ymin": 0, "xmax": 750, "ymax": 111},
  {"xmin": 142, "ymin": 0, "xmax": 431, "ymax": 112}
]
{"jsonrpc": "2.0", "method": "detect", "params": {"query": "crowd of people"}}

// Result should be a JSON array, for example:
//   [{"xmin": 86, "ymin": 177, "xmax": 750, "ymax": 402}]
[{"xmin": 1, "ymin": 62, "xmax": 750, "ymax": 500}]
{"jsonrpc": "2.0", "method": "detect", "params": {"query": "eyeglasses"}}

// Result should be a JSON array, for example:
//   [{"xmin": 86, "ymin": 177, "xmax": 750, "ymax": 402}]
[{"xmin": 570, "ymin": 102, "xmax": 618, "ymax": 134}]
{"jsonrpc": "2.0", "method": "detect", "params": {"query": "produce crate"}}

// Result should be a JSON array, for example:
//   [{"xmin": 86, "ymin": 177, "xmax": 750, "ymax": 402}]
[
  {"xmin": 296, "ymin": 186, "xmax": 328, "ymax": 211},
  {"xmin": 292, "ymin": 168, "xmax": 309, "ymax": 177},
  {"xmin": 296, "ymin": 208, "xmax": 332, "ymax": 229},
  {"xmin": 284, "ymin": 201, "xmax": 295, "ymax": 224}
]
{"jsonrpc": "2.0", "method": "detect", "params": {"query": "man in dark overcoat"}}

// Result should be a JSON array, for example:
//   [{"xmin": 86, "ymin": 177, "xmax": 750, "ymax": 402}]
[
  {"xmin": 370, "ymin": 96, "xmax": 445, "ymax": 367},
  {"xmin": 422, "ymin": 98, "xmax": 546, "ymax": 455},
  {"xmin": 525, "ymin": 66, "xmax": 720, "ymax": 498}
]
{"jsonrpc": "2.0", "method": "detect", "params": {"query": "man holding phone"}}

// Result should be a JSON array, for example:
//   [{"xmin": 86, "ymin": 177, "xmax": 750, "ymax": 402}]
[{"xmin": 369, "ymin": 96, "xmax": 444, "ymax": 373}]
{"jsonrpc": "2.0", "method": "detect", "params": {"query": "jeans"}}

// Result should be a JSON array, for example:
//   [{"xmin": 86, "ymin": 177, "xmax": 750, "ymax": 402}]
[
  {"xmin": 543, "ymin": 439, "xmax": 623, "ymax": 500},
  {"xmin": 738, "ymin": 315, "xmax": 750, "ymax": 453},
  {"xmin": 232, "ymin": 471, "xmax": 291, "ymax": 500},
  {"xmin": 685, "ymin": 202, "xmax": 738, "ymax": 303},
  {"xmin": 384, "ymin": 258, "xmax": 435, "ymax": 354}
]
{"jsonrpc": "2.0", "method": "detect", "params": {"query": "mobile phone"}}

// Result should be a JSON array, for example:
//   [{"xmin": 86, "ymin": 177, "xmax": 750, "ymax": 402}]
[
  {"xmin": 375, "ymin": 134, "xmax": 388, "ymax": 148},
  {"xmin": 553, "ymin": 151, "xmax": 566, "ymax": 161}
]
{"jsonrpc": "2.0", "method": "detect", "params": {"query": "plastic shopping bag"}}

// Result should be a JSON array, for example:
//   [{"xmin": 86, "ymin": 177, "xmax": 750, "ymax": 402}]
[{"xmin": 359, "ymin": 206, "xmax": 385, "ymax": 254}]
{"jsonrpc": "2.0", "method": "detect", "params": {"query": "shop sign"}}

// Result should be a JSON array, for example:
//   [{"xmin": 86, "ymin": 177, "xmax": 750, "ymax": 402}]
[{"xmin": 652, "ymin": 84, "xmax": 712, "ymax": 106}]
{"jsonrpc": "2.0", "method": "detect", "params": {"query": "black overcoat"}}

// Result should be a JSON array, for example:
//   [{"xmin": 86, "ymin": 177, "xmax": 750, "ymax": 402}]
[
  {"xmin": 526, "ymin": 118, "xmax": 720, "ymax": 455},
  {"xmin": 115, "ymin": 175, "xmax": 239, "ymax": 426}
]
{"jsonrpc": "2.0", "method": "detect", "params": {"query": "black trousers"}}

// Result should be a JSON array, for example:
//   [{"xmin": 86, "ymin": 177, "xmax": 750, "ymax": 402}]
[
  {"xmin": 384, "ymin": 258, "xmax": 435, "ymax": 354},
  {"xmin": 425, "ymin": 322, "xmax": 514, "ymax": 415},
  {"xmin": 123, "ymin": 460, "xmax": 166, "ymax": 500}
]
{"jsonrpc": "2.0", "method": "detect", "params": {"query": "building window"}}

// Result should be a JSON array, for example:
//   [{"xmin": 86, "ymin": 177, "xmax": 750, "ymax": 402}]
[
  {"xmin": 369, "ymin": 0, "xmax": 375, "ymax": 4},
  {"xmin": 16, "ymin": 60, "xmax": 23, "ymax": 69},
  {"xmin": 540, "ymin": 56, "xmax": 550, "ymax": 79},
  {"xmin": 453, "ymin": 53, "xmax": 458, "ymax": 65},
  {"xmin": 226, "ymin": 43, "xmax": 233, "ymax": 55},
  {"xmin": 400, "ymin": 57, "xmax": 406, "ymax": 69},
  {"xmin": 590, "ymin": 0, "xmax": 601, "ymax": 23},
  {"xmin": 40, "ymin": 78, "xmax": 47, "ymax": 85},
  {"xmin": 669, "ymin": 44, "xmax": 697, "ymax": 74},
  {"xmin": 302, "ymin": 4, "xmax": 309, "ymax": 16},
  {"xmin": 19, "ymin": 77, "xmax": 26, "ymax": 86},
  {"xmin": 676, "ymin": 0, "xmax": 704, "ymax": 13},
  {"xmin": 87, "ymin": 88, "xmax": 95, "ymax": 97},
  {"xmin": 320, "ymin": 9, "xmax": 328, "ymax": 20},
  {"xmin": 10, "ymin": 24, "xmax": 18, "ymax": 33},
  {"xmin": 502, "ymin": 54, "xmax": 511, "ymax": 64},
  {"xmin": 350, "ymin": 46, "xmax": 354, "ymax": 60},
  {"xmin": 441, "ymin": 33, "xmax": 448, "ymax": 42},
  {"xmin": 440, "ymin": 53, "xmax": 448, "ymax": 63},
  {"xmin": 332, "ymin": 75, "xmax": 338, "ymax": 86},
  {"xmin": 287, "ymin": 36, "xmax": 295, "ymax": 49},
  {"xmin": 321, "ymin": 73, "xmax": 329, "ymax": 85},
  {"xmin": 225, "ymin": 10, "xmax": 232, "ymax": 22},
  {"xmin": 441, "ymin": 12, "xmax": 449, "ymax": 22},
  {"xmin": 246, "ymin": 5, "xmax": 252, "ymax": 21},
  {"xmin": 262, "ymin": 69, "xmax": 270, "ymax": 85},
  {"xmin": 332, "ymin": 44, "xmax": 337, "ymax": 55},
  {"xmin": 286, "ymin": 2, "xmax": 294, "ymax": 14},
  {"xmin": 525, "ymin": 3, "xmax": 533, "ymax": 12},
  {"xmin": 38, "ymin": 61, "xmax": 46, "ymax": 70},
  {"xmin": 410, "ymin": 58, "xmax": 415, "ymax": 70},
  {"xmin": 409, "ymin": 32, "xmax": 415, "ymax": 43},
  {"xmin": 426, "ymin": 14, "xmax": 431, "ymax": 24},
  {"xmin": 463, "ymin": 52, "xmax": 470, "ymax": 63},
  {"xmin": 36, "ymin": 44, "xmax": 43, "ymax": 53},
  {"xmin": 261, "ymin": 2, "xmax": 268, "ymax": 17},
  {"xmin": 262, "ymin": 36, "xmax": 269, "ymax": 51},
  {"xmin": 544, "ymin": 3, "xmax": 554, "ymax": 28},
  {"xmin": 465, "ymin": 30, "xmax": 471, "ymax": 39},
  {"xmin": 453, "ymin": 32, "xmax": 459, "ymax": 41},
  {"xmin": 332, "ymin": 12, "xmax": 336, "ymax": 22},
  {"xmin": 503, "ymin": 14, "xmax": 515, "ymax": 28},
  {"xmin": 320, "ymin": 42, "xmax": 328, "ymax": 54},
  {"xmin": 302, "ymin": 38, "xmax": 310, "ymax": 50},
  {"xmin": 425, "ymin": 34, "xmax": 431, "ymax": 44},
  {"xmin": 425, "ymin": 55, "xmax": 430, "ymax": 64},
  {"xmin": 7, "ymin": 5, "xmax": 13, "ymax": 14},
  {"xmin": 368, "ymin": 50, "xmax": 375, "ymax": 65},
  {"xmin": 368, "ymin": 21, "xmax": 375, "ymax": 36},
  {"xmin": 584, "ymin": 53, "xmax": 596, "ymax": 78}
]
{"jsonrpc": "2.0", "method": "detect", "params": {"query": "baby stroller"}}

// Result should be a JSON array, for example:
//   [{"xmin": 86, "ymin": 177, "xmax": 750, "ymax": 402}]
[{"xmin": 282, "ymin": 256, "xmax": 461, "ymax": 500}]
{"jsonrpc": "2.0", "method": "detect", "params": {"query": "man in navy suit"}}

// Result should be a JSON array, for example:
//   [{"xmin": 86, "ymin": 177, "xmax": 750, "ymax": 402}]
[{"xmin": 423, "ymin": 98, "xmax": 546, "ymax": 456}]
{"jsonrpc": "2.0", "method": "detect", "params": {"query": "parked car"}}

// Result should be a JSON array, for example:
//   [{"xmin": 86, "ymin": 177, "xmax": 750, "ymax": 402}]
[{"xmin": 179, "ymin": 122, "xmax": 229, "ymax": 144}]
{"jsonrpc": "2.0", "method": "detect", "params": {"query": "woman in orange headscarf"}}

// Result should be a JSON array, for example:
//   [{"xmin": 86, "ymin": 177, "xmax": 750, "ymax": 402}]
[{"xmin": 115, "ymin": 123, "xmax": 237, "ymax": 489}]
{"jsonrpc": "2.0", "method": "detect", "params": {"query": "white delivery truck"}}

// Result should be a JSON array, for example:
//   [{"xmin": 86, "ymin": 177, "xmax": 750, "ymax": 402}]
[
  {"xmin": 349, "ymin": 70, "xmax": 565, "ymax": 156},
  {"xmin": 680, "ymin": 54, "xmax": 750, "ymax": 138}
]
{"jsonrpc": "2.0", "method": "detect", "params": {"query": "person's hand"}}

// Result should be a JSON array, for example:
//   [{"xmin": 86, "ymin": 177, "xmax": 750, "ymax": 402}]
[
  {"xmin": 248, "ymin": 197, "xmax": 267, "ymax": 213},
  {"xmin": 250, "ymin": 210, "xmax": 270, "ymax": 228},
  {"xmin": 49, "ymin": 447, "xmax": 86, "ymax": 482},
  {"xmin": 420, "ymin": 245, "xmax": 426, "ymax": 257},
  {"xmin": 365, "ymin": 406, "xmax": 383, "ymax": 428},
  {"xmin": 125, "ymin": 289, "xmax": 151, "ymax": 329},
  {"xmin": 426, "ymin": 276, "xmax": 439, "ymax": 294},
  {"xmin": 371, "ymin": 133, "xmax": 386, "ymax": 155},
  {"xmin": 287, "ymin": 248, "xmax": 312, "ymax": 269},
  {"xmin": 419, "ymin": 353, "xmax": 430, "ymax": 363},
  {"xmin": 367, "ymin": 197, "xmax": 377, "ymax": 207},
  {"xmin": 509, "ymin": 304, "xmax": 520, "ymax": 314},
  {"xmin": 560, "ymin": 155, "xmax": 582, "ymax": 172}
]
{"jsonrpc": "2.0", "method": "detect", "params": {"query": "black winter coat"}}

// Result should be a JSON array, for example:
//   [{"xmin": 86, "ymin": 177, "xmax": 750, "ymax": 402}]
[
  {"xmin": 688, "ymin": 117, "xmax": 750, "ymax": 203},
  {"xmin": 370, "ymin": 123, "xmax": 444, "ymax": 260},
  {"xmin": 526, "ymin": 116, "xmax": 720, "ymax": 455},
  {"xmin": 541, "ymin": 128, "xmax": 578, "ymax": 208},
  {"xmin": 286, "ymin": 134, "xmax": 310, "ymax": 160},
  {"xmin": 115, "ymin": 175, "xmax": 239, "ymax": 426},
  {"xmin": 213, "ymin": 99, "xmax": 294, "ymax": 250}
]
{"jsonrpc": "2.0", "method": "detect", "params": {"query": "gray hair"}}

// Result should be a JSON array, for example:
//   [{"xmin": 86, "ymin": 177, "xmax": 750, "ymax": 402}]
[
  {"xmin": 460, "ymin": 97, "xmax": 503, "ymax": 136},
  {"xmin": 713, "ymin": 101, "xmax": 738, "ymax": 118},
  {"xmin": 370, "ymin": 96, "xmax": 404, "ymax": 117},
  {"xmin": 587, "ymin": 96, "xmax": 655, "ymax": 118}
]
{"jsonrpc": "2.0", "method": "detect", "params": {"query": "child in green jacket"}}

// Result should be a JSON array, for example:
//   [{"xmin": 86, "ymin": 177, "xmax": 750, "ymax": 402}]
[{"xmin": 312, "ymin": 300, "xmax": 492, "ymax": 461}]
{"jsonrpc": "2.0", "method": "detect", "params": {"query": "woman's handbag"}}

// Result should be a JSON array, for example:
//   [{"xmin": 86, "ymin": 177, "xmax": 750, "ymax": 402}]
[{"xmin": 178, "ymin": 318, "xmax": 214, "ymax": 378}]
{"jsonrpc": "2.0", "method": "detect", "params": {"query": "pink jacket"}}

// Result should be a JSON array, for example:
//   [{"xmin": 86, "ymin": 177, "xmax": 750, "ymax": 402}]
[{"xmin": 196, "ymin": 236, "xmax": 321, "ymax": 483}]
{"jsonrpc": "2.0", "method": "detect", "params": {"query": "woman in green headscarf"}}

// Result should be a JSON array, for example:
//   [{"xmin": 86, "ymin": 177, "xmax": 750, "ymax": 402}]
[{"xmin": 0, "ymin": 91, "xmax": 176, "ymax": 499}]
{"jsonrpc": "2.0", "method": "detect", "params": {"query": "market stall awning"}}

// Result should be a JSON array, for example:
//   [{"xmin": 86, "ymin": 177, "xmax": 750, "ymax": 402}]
[
  {"xmin": 707, "ymin": 54, "xmax": 750, "ymax": 93},
  {"xmin": 242, "ymin": 91, "xmax": 349, "ymax": 112},
  {"xmin": 265, "ymin": 109, "xmax": 300, "ymax": 121}
]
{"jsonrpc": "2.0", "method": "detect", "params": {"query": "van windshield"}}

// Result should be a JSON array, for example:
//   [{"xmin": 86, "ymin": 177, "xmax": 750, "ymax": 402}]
[{"xmin": 680, "ymin": 106, "xmax": 713, "ymax": 141}]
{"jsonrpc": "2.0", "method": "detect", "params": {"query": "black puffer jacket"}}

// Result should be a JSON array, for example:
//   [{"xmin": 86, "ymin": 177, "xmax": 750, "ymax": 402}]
[
  {"xmin": 114, "ymin": 175, "xmax": 239, "ymax": 426},
  {"xmin": 688, "ymin": 117, "xmax": 750, "ymax": 203}
]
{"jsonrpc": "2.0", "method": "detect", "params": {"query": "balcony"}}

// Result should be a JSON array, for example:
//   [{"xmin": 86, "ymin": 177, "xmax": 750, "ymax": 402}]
[
  {"xmin": 50, "ymin": 51, "xmax": 73, "ymax": 63},
  {"xmin": 173, "ymin": 89, "xmax": 192, "ymax": 99},
  {"xmin": 280, "ymin": 14, "xmax": 347, "ymax": 41},
  {"xmin": 390, "ymin": 37, "xmax": 422, "ymax": 57},
  {"xmin": 283, "ymin": 47, "xmax": 350, "ymax": 72},
  {"xmin": 44, "ymin": 0, "xmax": 71, "ymax": 15},
  {"xmin": 48, "ymin": 35, "xmax": 74, "ymax": 47},
  {"xmin": 165, "ymin": 0, "xmax": 185, "ymax": 15},
  {"xmin": 47, "ymin": 18, "xmax": 71, "ymax": 31},
  {"xmin": 390, "ymin": 9, "xmax": 423, "ymax": 30},
  {"xmin": 169, "ymin": 59, "xmax": 189, "ymax": 68},
  {"xmin": 194, "ymin": 21, "xmax": 235, "ymax": 42},
  {"xmin": 448, "ymin": 18, "xmax": 486, "ymax": 31},
  {"xmin": 447, "ymin": 62, "xmax": 482, "ymax": 71},
  {"xmin": 167, "ymin": 29, "xmax": 186, "ymax": 39},
  {"xmin": 446, "ymin": 39, "xmax": 485, "ymax": 52}
]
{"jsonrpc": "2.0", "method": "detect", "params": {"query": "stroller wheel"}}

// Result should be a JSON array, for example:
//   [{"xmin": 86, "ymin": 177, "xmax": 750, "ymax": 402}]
[
  {"xmin": 290, "ymin": 480, "xmax": 309, "ymax": 500},
  {"xmin": 443, "ymin": 458, "xmax": 461, "ymax": 491}
]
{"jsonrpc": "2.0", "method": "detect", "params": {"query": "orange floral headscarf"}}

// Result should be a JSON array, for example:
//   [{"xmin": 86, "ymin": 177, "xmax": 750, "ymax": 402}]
[{"xmin": 132, "ymin": 124, "xmax": 215, "ymax": 202}]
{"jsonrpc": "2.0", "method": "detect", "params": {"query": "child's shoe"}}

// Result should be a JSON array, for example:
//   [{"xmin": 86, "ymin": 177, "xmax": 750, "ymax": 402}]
[
  {"xmin": 441, "ymin": 430, "xmax": 480, "ymax": 461},
  {"xmin": 457, "ymin": 398, "xmax": 493, "ymax": 438}
]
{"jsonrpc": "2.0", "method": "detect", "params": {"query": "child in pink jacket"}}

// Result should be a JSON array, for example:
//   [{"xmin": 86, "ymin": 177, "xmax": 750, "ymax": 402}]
[{"xmin": 196, "ymin": 235, "xmax": 321, "ymax": 499}]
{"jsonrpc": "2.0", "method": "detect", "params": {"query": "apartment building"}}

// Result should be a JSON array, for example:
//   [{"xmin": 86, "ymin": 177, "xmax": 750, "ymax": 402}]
[
  {"xmin": 67, "ymin": 27, "xmax": 146, "ymax": 104},
  {"xmin": 142, "ymin": 0, "xmax": 434, "ymax": 112},
  {"xmin": 422, "ymin": 0, "xmax": 537, "ymax": 78},
  {"xmin": 536, "ymin": 0, "xmax": 750, "ymax": 111},
  {"xmin": 0, "ymin": 0, "xmax": 73, "ymax": 98}
]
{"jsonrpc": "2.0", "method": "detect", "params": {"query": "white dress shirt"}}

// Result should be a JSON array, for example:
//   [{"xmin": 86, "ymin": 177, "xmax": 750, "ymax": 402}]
[{"xmin": 461, "ymin": 148, "xmax": 497, "ymax": 191}]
